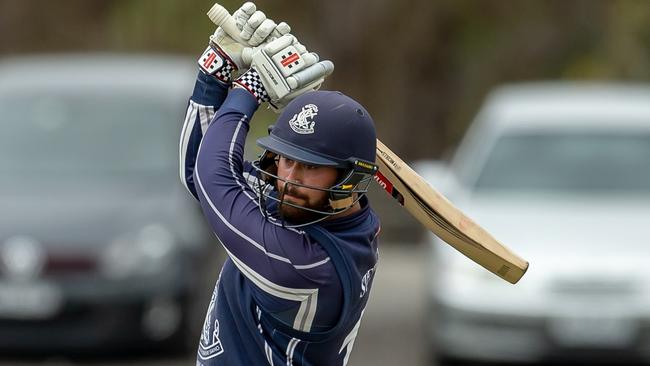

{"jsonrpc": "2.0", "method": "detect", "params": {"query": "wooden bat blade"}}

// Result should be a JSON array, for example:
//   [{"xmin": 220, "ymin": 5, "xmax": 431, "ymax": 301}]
[{"xmin": 374, "ymin": 139, "xmax": 529, "ymax": 284}]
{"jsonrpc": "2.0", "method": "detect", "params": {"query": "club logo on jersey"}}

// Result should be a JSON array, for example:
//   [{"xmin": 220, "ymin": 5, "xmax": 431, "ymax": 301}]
[
  {"xmin": 289, "ymin": 104, "xmax": 318, "ymax": 134},
  {"xmin": 198, "ymin": 288, "xmax": 224, "ymax": 360},
  {"xmin": 198, "ymin": 46, "xmax": 224, "ymax": 75}
]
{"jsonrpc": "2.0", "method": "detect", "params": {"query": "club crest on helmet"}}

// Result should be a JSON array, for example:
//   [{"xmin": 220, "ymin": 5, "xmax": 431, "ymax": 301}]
[{"xmin": 289, "ymin": 104, "xmax": 318, "ymax": 134}]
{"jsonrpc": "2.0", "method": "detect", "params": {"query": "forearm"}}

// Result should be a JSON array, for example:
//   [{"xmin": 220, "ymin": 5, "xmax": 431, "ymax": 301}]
[
  {"xmin": 179, "ymin": 71, "xmax": 230, "ymax": 199},
  {"xmin": 195, "ymin": 87, "xmax": 258, "ymax": 184}
]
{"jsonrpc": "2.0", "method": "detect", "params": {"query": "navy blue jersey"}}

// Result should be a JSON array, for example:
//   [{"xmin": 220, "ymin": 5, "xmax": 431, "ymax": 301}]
[{"xmin": 180, "ymin": 72, "xmax": 381, "ymax": 365}]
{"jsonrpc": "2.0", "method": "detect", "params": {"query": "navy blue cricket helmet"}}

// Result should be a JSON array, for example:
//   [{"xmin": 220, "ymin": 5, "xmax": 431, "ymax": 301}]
[{"xmin": 254, "ymin": 90, "xmax": 378, "ymax": 223}]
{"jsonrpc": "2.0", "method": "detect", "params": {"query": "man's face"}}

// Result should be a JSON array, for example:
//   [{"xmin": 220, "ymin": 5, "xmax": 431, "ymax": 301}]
[{"xmin": 275, "ymin": 155, "xmax": 339, "ymax": 224}]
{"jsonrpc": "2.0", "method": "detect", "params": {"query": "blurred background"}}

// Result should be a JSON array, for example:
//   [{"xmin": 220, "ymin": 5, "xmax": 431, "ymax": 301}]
[{"xmin": 1, "ymin": 0, "xmax": 650, "ymax": 365}]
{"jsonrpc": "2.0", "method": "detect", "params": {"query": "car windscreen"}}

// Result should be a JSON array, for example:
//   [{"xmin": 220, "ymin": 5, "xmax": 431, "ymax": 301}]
[
  {"xmin": 0, "ymin": 91, "xmax": 182, "ymax": 181},
  {"xmin": 473, "ymin": 131, "xmax": 650, "ymax": 193}
]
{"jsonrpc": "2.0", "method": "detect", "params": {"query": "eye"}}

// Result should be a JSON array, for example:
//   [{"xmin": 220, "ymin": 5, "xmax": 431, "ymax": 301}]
[
  {"xmin": 279, "ymin": 157, "xmax": 295, "ymax": 167},
  {"xmin": 305, "ymin": 164, "xmax": 319, "ymax": 170}
]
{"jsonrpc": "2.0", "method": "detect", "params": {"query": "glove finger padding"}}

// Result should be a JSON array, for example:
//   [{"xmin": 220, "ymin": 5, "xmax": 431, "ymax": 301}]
[
  {"xmin": 233, "ymin": 2, "xmax": 256, "ymax": 29},
  {"xmin": 286, "ymin": 60, "xmax": 334, "ymax": 89},
  {"xmin": 249, "ymin": 34, "xmax": 335, "ymax": 111},
  {"xmin": 300, "ymin": 52, "xmax": 319, "ymax": 67},
  {"xmin": 249, "ymin": 18, "xmax": 277, "ymax": 46},
  {"xmin": 269, "ymin": 22, "xmax": 291, "ymax": 41},
  {"xmin": 262, "ymin": 34, "xmax": 295, "ymax": 54},
  {"xmin": 240, "ymin": 10, "xmax": 266, "ymax": 41},
  {"xmin": 292, "ymin": 41, "xmax": 308, "ymax": 55}
]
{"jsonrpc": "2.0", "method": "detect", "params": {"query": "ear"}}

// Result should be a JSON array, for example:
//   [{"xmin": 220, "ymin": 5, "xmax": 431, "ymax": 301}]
[{"xmin": 259, "ymin": 150, "xmax": 278, "ymax": 185}]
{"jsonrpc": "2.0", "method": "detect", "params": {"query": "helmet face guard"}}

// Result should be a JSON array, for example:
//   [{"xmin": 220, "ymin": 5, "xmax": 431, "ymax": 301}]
[
  {"xmin": 251, "ymin": 150, "xmax": 376, "ymax": 227},
  {"xmin": 251, "ymin": 90, "xmax": 378, "ymax": 227}
]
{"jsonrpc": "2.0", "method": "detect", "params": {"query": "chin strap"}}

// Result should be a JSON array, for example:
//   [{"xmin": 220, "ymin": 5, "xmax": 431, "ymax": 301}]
[{"xmin": 329, "ymin": 196, "xmax": 355, "ymax": 211}]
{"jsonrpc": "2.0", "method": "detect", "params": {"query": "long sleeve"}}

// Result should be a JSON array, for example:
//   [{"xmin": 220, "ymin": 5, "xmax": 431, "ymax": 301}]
[{"xmin": 179, "ymin": 72, "xmax": 229, "ymax": 200}]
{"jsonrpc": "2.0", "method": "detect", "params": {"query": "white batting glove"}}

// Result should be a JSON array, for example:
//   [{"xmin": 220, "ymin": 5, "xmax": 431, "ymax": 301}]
[
  {"xmin": 198, "ymin": 2, "xmax": 291, "ymax": 83},
  {"xmin": 239, "ymin": 9, "xmax": 291, "ymax": 46},
  {"xmin": 236, "ymin": 34, "xmax": 334, "ymax": 110}
]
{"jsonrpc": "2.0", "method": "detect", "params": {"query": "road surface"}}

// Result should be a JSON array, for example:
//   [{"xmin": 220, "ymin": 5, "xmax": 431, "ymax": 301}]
[{"xmin": 0, "ymin": 244, "xmax": 429, "ymax": 366}]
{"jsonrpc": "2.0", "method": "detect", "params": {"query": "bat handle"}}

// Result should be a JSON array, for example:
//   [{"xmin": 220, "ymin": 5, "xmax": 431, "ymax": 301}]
[{"xmin": 206, "ymin": 3, "xmax": 248, "ymax": 44}]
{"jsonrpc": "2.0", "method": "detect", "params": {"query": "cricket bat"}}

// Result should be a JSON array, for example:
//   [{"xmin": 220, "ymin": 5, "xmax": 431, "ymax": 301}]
[
  {"xmin": 374, "ymin": 139, "xmax": 528, "ymax": 284},
  {"xmin": 206, "ymin": 2, "xmax": 529, "ymax": 284}
]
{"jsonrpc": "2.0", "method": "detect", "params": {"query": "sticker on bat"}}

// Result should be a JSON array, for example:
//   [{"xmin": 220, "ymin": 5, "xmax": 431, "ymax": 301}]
[{"xmin": 375, "ymin": 171, "xmax": 405, "ymax": 205}]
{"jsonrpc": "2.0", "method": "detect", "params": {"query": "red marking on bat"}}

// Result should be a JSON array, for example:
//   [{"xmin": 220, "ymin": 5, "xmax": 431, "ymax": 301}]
[
  {"xmin": 203, "ymin": 52, "xmax": 216, "ymax": 69},
  {"xmin": 281, "ymin": 53, "xmax": 300, "ymax": 67},
  {"xmin": 374, "ymin": 171, "xmax": 393, "ymax": 193}
]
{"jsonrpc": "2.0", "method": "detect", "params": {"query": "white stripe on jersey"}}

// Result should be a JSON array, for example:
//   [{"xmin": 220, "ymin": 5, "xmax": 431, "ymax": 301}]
[
  {"xmin": 179, "ymin": 101, "xmax": 198, "ymax": 194},
  {"xmin": 286, "ymin": 338, "xmax": 300, "ymax": 366},
  {"xmin": 198, "ymin": 104, "xmax": 213, "ymax": 134},
  {"xmin": 293, "ymin": 257, "xmax": 331, "ymax": 270},
  {"xmin": 223, "ymin": 247, "xmax": 319, "ymax": 332},
  {"xmin": 339, "ymin": 308, "xmax": 366, "ymax": 366},
  {"xmin": 265, "ymin": 342, "xmax": 274, "ymax": 365}
]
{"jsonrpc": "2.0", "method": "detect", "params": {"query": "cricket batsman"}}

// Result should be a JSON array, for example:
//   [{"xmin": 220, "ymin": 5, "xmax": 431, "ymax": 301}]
[{"xmin": 179, "ymin": 3, "xmax": 381, "ymax": 364}]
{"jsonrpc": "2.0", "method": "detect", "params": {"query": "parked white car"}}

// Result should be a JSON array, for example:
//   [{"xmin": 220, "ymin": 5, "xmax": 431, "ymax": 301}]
[{"xmin": 422, "ymin": 83, "xmax": 650, "ymax": 364}]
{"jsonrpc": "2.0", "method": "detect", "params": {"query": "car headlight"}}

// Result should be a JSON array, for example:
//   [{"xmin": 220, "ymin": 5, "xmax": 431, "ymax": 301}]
[
  {"xmin": 438, "ymin": 251, "xmax": 500, "ymax": 288},
  {"xmin": 101, "ymin": 223, "xmax": 177, "ymax": 279},
  {"xmin": 429, "ymin": 235, "xmax": 498, "ymax": 286},
  {"xmin": 431, "ymin": 238, "xmax": 542, "ymax": 315},
  {"xmin": 431, "ymin": 236, "xmax": 511, "ymax": 301}
]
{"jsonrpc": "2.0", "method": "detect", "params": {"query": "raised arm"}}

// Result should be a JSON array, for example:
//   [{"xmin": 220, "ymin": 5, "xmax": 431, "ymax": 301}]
[
  {"xmin": 180, "ymin": 72, "xmax": 228, "ymax": 199},
  {"xmin": 179, "ymin": 2, "xmax": 290, "ymax": 199}
]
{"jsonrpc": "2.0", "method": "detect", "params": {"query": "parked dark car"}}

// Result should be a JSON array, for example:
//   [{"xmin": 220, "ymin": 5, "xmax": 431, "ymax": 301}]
[{"xmin": 0, "ymin": 54, "xmax": 219, "ymax": 353}]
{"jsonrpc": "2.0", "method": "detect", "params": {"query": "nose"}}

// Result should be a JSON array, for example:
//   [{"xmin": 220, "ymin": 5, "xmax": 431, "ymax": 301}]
[{"xmin": 284, "ymin": 164, "xmax": 303, "ymax": 184}]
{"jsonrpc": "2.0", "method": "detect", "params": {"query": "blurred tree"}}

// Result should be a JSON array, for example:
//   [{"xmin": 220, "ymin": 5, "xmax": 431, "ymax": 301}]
[
  {"xmin": 2, "ymin": 0, "xmax": 650, "ymax": 160},
  {"xmin": 0, "ymin": 0, "xmax": 113, "ymax": 52}
]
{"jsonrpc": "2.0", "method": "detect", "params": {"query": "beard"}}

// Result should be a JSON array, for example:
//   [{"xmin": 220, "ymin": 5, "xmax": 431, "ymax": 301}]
[{"xmin": 276, "ymin": 183, "xmax": 330, "ymax": 224}]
